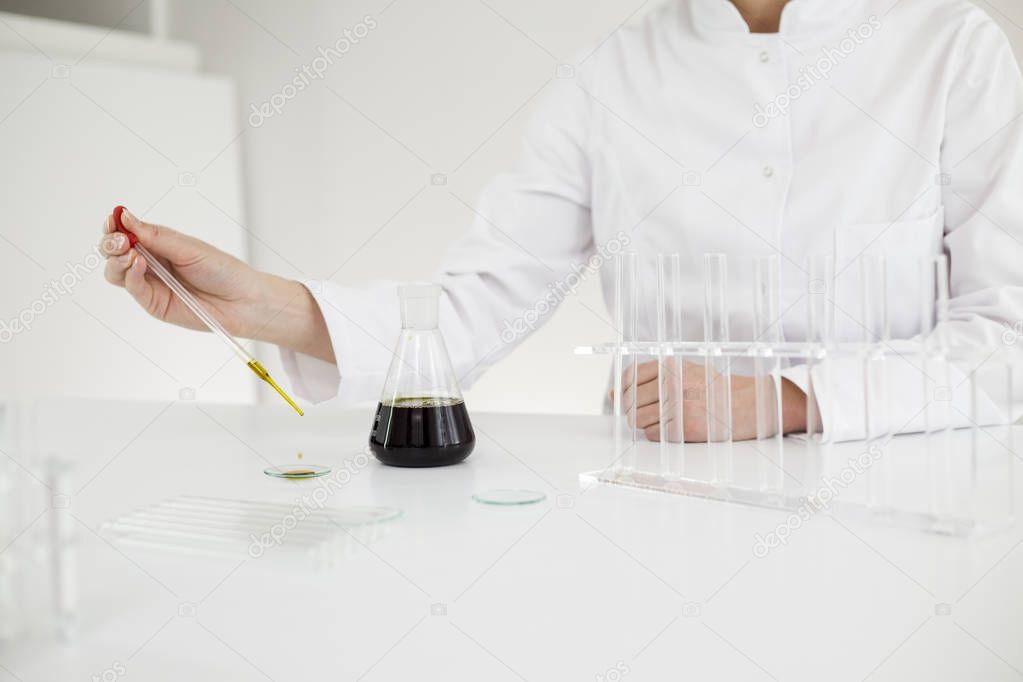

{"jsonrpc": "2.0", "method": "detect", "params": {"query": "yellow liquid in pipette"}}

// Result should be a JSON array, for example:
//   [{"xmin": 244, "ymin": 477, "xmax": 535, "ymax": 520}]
[{"xmin": 247, "ymin": 360, "xmax": 304, "ymax": 416}]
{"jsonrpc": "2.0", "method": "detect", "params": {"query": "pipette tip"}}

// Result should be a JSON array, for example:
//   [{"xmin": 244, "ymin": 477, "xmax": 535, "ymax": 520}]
[{"xmin": 247, "ymin": 360, "xmax": 304, "ymax": 416}]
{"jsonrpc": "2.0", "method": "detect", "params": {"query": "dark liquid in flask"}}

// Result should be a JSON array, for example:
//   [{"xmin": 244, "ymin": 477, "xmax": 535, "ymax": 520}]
[{"xmin": 369, "ymin": 396, "xmax": 475, "ymax": 467}]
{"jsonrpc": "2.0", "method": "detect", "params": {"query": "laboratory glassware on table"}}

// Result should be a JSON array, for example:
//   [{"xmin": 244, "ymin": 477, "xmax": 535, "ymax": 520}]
[
  {"xmin": 369, "ymin": 283, "xmax": 475, "ymax": 467},
  {"xmin": 0, "ymin": 404, "xmax": 78, "ymax": 643},
  {"xmin": 578, "ymin": 250, "xmax": 1017, "ymax": 537},
  {"xmin": 100, "ymin": 496, "xmax": 402, "ymax": 563}
]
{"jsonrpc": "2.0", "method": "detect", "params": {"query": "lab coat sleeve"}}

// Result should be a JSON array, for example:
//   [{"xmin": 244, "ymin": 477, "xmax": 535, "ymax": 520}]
[
  {"xmin": 280, "ymin": 79, "xmax": 597, "ymax": 404},
  {"xmin": 782, "ymin": 13, "xmax": 1023, "ymax": 441}
]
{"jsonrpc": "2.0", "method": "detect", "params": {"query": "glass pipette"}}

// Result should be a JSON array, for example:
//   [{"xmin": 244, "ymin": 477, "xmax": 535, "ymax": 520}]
[{"xmin": 112, "ymin": 205, "xmax": 304, "ymax": 416}]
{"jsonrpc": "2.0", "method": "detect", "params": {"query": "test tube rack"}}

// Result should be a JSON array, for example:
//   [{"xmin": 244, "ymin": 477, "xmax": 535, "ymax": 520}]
[{"xmin": 576, "ymin": 252, "xmax": 1017, "ymax": 536}]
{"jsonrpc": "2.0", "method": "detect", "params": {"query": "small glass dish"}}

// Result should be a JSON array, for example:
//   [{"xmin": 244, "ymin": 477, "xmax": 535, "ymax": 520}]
[
  {"xmin": 472, "ymin": 489, "xmax": 547, "ymax": 506},
  {"xmin": 263, "ymin": 464, "xmax": 332, "ymax": 480}
]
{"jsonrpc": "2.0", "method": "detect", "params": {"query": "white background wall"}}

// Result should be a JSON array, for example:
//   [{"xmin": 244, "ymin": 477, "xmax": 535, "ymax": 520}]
[
  {"xmin": 3, "ymin": 0, "xmax": 1022, "ymax": 415},
  {"xmin": 0, "ymin": 11, "xmax": 256, "ymax": 404}
]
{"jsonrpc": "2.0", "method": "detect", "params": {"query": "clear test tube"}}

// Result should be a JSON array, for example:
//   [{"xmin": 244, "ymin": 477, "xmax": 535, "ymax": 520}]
[
  {"xmin": 703, "ymin": 253, "xmax": 733, "ymax": 482},
  {"xmin": 45, "ymin": 458, "xmax": 76, "ymax": 642},
  {"xmin": 0, "ymin": 440, "xmax": 16, "ymax": 642},
  {"xmin": 998, "ymin": 362, "xmax": 1014, "ymax": 527},
  {"xmin": 922, "ymin": 255, "xmax": 952, "ymax": 519},
  {"xmin": 991, "ymin": 362, "xmax": 1015, "ymax": 528},
  {"xmin": 966, "ymin": 363, "xmax": 981, "ymax": 526},
  {"xmin": 806, "ymin": 255, "xmax": 834, "ymax": 496},
  {"xmin": 617, "ymin": 252, "xmax": 640, "ymax": 474},
  {"xmin": 612, "ymin": 254, "xmax": 624, "ymax": 472},
  {"xmin": 753, "ymin": 255, "xmax": 783, "ymax": 491},
  {"xmin": 918, "ymin": 256, "xmax": 941, "ymax": 518},
  {"xmin": 1, "ymin": 402, "xmax": 40, "ymax": 642},
  {"xmin": 657, "ymin": 254, "xmax": 685, "ymax": 479},
  {"xmin": 860, "ymin": 254, "xmax": 892, "ymax": 510},
  {"xmin": 966, "ymin": 357, "xmax": 1014, "ymax": 530},
  {"xmin": 806, "ymin": 255, "xmax": 835, "ymax": 438}
]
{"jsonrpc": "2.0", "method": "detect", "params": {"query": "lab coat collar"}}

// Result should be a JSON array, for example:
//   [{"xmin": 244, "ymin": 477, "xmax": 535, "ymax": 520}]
[{"xmin": 688, "ymin": 0, "xmax": 861, "ymax": 45}]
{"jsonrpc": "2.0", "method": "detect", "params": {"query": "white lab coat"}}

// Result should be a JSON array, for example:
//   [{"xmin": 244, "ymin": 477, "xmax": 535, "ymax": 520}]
[{"xmin": 282, "ymin": 0, "xmax": 1023, "ymax": 441}]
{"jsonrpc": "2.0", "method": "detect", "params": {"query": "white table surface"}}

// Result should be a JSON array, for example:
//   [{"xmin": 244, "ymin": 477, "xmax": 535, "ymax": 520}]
[{"xmin": 2, "ymin": 399, "xmax": 1022, "ymax": 682}]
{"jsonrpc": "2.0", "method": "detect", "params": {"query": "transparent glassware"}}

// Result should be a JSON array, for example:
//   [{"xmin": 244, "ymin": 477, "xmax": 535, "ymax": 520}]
[{"xmin": 368, "ymin": 284, "xmax": 476, "ymax": 467}]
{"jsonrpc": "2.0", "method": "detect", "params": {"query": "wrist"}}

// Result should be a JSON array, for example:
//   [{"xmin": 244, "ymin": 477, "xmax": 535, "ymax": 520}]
[{"xmin": 249, "ymin": 273, "xmax": 335, "ymax": 363}]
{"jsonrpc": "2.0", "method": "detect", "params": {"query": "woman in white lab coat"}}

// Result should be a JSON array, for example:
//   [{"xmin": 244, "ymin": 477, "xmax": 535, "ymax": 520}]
[{"xmin": 100, "ymin": 0, "xmax": 1023, "ymax": 442}]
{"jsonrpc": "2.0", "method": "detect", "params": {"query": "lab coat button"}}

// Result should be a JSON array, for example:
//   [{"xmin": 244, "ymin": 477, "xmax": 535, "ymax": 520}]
[
  {"xmin": 759, "ymin": 51, "xmax": 770, "ymax": 63},
  {"xmin": 762, "ymin": 166, "xmax": 775, "ymax": 178}
]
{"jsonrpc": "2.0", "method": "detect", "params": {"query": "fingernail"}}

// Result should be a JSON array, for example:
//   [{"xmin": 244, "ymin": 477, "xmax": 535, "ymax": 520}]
[
  {"xmin": 117, "ymin": 251, "xmax": 134, "ymax": 267},
  {"xmin": 110, "ymin": 233, "xmax": 126, "ymax": 250},
  {"xmin": 121, "ymin": 208, "xmax": 136, "ymax": 226}
]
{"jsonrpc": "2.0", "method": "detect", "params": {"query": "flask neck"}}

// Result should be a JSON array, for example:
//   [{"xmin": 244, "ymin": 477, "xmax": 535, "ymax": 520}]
[
  {"xmin": 382, "ymin": 282, "xmax": 463, "ymax": 403},
  {"xmin": 399, "ymin": 283, "xmax": 441, "ymax": 330}
]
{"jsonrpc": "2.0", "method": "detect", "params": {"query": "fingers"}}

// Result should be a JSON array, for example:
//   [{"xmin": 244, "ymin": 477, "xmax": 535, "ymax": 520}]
[
  {"xmin": 117, "ymin": 206, "xmax": 194, "ymax": 260},
  {"xmin": 641, "ymin": 419, "xmax": 683, "ymax": 443},
  {"xmin": 100, "ymin": 211, "xmax": 131, "ymax": 253},
  {"xmin": 100, "ymin": 232, "xmax": 130, "ymax": 257},
  {"xmin": 621, "ymin": 376, "xmax": 659, "ymax": 412},
  {"xmin": 625, "ymin": 399, "xmax": 660, "ymax": 430},
  {"xmin": 620, "ymin": 360, "xmax": 658, "ymax": 391},
  {"xmin": 617, "ymin": 360, "xmax": 668, "ymax": 431},
  {"xmin": 614, "ymin": 359, "xmax": 709, "ymax": 438},
  {"xmin": 616, "ymin": 359, "xmax": 661, "ymax": 407},
  {"xmin": 636, "ymin": 376, "xmax": 659, "ymax": 407},
  {"xmin": 632, "ymin": 402, "xmax": 660, "ymax": 429},
  {"xmin": 104, "ymin": 248, "xmax": 137, "ymax": 287},
  {"xmin": 123, "ymin": 252, "xmax": 157, "ymax": 313},
  {"xmin": 101, "ymin": 206, "xmax": 184, "ymax": 291},
  {"xmin": 642, "ymin": 411, "xmax": 698, "ymax": 443},
  {"xmin": 100, "ymin": 212, "xmax": 133, "ymax": 287}
]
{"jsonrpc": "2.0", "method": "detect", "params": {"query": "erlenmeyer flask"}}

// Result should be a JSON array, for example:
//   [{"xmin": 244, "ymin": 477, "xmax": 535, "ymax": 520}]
[{"xmin": 369, "ymin": 284, "xmax": 475, "ymax": 467}]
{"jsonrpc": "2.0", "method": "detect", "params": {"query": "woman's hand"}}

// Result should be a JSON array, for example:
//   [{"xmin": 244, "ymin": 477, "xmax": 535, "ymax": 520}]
[
  {"xmin": 613, "ymin": 359, "xmax": 809, "ymax": 442},
  {"xmin": 99, "ymin": 207, "xmax": 334, "ymax": 362}
]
